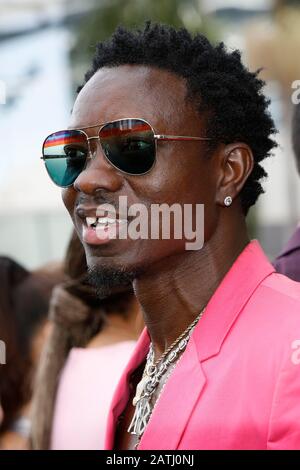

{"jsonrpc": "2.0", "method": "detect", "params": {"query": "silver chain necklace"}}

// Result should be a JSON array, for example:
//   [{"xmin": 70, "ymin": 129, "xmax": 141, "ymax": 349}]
[{"xmin": 127, "ymin": 308, "xmax": 205, "ymax": 441}]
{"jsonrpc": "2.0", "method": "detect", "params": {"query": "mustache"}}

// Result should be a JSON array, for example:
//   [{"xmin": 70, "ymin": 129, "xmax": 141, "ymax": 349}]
[{"xmin": 76, "ymin": 192, "xmax": 119, "ymax": 210}]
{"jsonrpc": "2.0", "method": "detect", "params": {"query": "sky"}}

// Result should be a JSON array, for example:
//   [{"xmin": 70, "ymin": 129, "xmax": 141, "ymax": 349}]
[
  {"xmin": 202, "ymin": 0, "xmax": 272, "ymax": 12},
  {"xmin": 0, "ymin": 26, "xmax": 73, "ymax": 210}
]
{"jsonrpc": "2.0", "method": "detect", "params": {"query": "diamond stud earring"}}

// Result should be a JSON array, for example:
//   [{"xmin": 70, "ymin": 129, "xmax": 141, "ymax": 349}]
[{"xmin": 224, "ymin": 196, "xmax": 233, "ymax": 207}]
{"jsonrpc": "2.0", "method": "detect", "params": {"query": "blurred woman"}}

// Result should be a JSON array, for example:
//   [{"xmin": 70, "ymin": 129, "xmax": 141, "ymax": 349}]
[
  {"xmin": 31, "ymin": 231, "xmax": 143, "ymax": 450},
  {"xmin": 0, "ymin": 257, "xmax": 63, "ymax": 449}
]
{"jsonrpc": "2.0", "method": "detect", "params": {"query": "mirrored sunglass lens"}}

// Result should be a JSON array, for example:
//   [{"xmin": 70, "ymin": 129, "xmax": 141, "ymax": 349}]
[
  {"xmin": 100, "ymin": 119, "xmax": 155, "ymax": 174},
  {"xmin": 43, "ymin": 130, "xmax": 88, "ymax": 187}
]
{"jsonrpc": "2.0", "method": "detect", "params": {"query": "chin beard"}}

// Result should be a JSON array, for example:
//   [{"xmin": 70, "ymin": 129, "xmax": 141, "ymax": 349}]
[{"xmin": 87, "ymin": 265, "xmax": 143, "ymax": 299}]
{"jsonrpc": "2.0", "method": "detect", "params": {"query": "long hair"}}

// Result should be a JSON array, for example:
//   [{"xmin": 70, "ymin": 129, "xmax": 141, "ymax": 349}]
[{"xmin": 30, "ymin": 231, "xmax": 134, "ymax": 449}]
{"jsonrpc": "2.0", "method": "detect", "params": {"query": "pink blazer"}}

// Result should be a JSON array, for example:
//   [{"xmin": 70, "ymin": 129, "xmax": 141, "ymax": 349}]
[{"xmin": 105, "ymin": 241, "xmax": 300, "ymax": 450}]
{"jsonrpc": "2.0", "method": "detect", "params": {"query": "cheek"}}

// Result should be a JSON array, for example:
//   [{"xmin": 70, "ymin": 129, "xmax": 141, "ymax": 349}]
[
  {"xmin": 61, "ymin": 188, "xmax": 76, "ymax": 216},
  {"xmin": 130, "ymin": 150, "xmax": 218, "ymax": 244},
  {"xmin": 138, "ymin": 148, "xmax": 216, "ymax": 206}
]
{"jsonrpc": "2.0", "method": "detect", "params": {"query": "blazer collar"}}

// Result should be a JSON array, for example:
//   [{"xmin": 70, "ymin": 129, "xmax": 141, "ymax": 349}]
[{"xmin": 192, "ymin": 239, "xmax": 275, "ymax": 362}]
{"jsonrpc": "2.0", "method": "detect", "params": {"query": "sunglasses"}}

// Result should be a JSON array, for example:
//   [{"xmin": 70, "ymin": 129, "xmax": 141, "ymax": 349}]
[{"xmin": 41, "ymin": 118, "xmax": 211, "ymax": 188}]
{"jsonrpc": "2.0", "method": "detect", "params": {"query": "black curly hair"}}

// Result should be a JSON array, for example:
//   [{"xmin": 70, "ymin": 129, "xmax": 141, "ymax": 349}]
[{"xmin": 79, "ymin": 22, "xmax": 277, "ymax": 214}]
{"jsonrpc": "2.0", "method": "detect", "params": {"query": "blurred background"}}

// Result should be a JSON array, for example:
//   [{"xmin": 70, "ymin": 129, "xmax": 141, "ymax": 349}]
[{"xmin": 1, "ymin": 0, "xmax": 300, "ymax": 268}]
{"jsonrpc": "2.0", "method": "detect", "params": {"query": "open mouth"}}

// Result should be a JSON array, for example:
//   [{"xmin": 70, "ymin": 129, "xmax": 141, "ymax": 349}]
[
  {"xmin": 75, "ymin": 205, "xmax": 130, "ymax": 246},
  {"xmin": 85, "ymin": 216, "xmax": 128, "ymax": 229},
  {"xmin": 82, "ymin": 215, "xmax": 128, "ymax": 245}
]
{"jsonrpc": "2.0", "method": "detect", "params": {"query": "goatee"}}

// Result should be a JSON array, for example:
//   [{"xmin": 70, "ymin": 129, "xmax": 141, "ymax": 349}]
[{"xmin": 87, "ymin": 265, "xmax": 143, "ymax": 299}]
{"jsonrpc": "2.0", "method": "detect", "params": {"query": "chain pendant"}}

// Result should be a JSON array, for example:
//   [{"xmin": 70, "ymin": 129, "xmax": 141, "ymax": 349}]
[
  {"xmin": 127, "ymin": 308, "xmax": 206, "ymax": 442},
  {"xmin": 132, "ymin": 374, "xmax": 151, "ymax": 406},
  {"xmin": 127, "ymin": 396, "xmax": 151, "ymax": 437}
]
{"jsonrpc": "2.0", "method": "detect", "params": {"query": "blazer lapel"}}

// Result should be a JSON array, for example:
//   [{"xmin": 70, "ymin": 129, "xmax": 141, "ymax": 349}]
[
  {"xmin": 194, "ymin": 240, "xmax": 275, "ymax": 362},
  {"xmin": 138, "ymin": 337, "xmax": 206, "ymax": 450},
  {"xmin": 105, "ymin": 328, "xmax": 150, "ymax": 449}
]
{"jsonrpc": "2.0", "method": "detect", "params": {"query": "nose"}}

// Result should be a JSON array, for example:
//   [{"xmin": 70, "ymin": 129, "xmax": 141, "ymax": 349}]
[{"xmin": 73, "ymin": 140, "xmax": 123, "ymax": 195}]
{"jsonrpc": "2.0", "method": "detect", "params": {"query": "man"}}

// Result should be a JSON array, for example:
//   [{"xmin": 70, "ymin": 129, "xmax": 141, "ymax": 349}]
[
  {"xmin": 42, "ymin": 23, "xmax": 300, "ymax": 449},
  {"xmin": 274, "ymin": 103, "xmax": 300, "ymax": 281}
]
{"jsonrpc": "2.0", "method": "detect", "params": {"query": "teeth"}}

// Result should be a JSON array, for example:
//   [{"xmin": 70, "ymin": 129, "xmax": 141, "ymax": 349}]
[
  {"xmin": 86, "ymin": 216, "xmax": 127, "ymax": 228},
  {"xmin": 86, "ymin": 217, "xmax": 97, "ymax": 227},
  {"xmin": 98, "ymin": 217, "xmax": 116, "ymax": 225}
]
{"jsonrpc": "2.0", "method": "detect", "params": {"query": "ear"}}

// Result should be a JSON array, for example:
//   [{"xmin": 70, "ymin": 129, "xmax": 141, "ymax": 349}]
[{"xmin": 215, "ymin": 143, "xmax": 254, "ymax": 207}]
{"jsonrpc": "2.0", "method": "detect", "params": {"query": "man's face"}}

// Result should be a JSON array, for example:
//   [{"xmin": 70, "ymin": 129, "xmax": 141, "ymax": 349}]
[{"xmin": 62, "ymin": 65, "xmax": 220, "ymax": 277}]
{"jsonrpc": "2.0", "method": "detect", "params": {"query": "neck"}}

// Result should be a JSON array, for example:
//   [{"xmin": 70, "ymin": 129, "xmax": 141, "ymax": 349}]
[{"xmin": 133, "ymin": 217, "xmax": 250, "ymax": 360}]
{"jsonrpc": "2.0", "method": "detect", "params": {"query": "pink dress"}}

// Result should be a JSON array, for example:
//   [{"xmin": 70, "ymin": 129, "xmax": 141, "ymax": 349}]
[{"xmin": 50, "ymin": 341, "xmax": 136, "ymax": 450}]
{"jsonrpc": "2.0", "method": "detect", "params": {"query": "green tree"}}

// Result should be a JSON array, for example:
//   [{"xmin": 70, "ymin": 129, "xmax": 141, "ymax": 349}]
[{"xmin": 70, "ymin": 0, "xmax": 218, "ymax": 86}]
